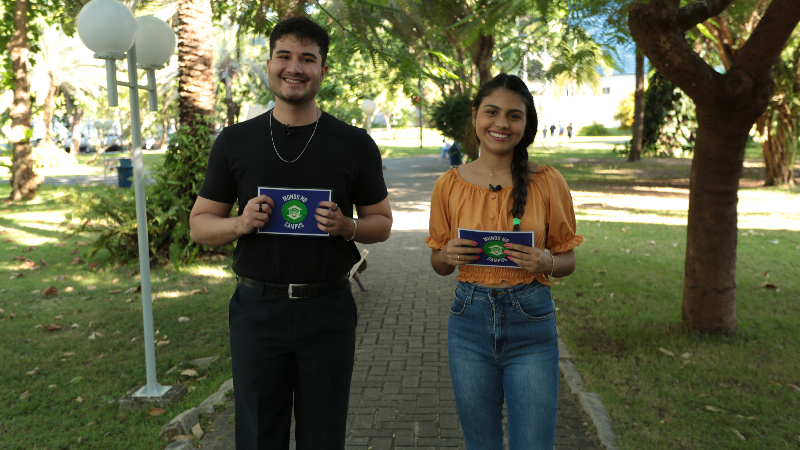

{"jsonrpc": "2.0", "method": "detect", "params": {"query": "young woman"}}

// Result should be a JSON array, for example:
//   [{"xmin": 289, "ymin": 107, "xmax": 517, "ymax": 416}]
[{"xmin": 425, "ymin": 73, "xmax": 582, "ymax": 449}]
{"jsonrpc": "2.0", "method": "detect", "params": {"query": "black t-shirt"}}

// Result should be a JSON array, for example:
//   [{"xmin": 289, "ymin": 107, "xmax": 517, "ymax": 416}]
[{"xmin": 199, "ymin": 111, "xmax": 388, "ymax": 284}]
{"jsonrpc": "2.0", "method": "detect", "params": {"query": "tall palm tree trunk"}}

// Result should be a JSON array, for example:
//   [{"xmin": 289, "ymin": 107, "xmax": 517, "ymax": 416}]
[
  {"xmin": 761, "ymin": 105, "xmax": 798, "ymax": 186},
  {"xmin": 6, "ymin": 0, "xmax": 42, "ymax": 201},
  {"xmin": 178, "ymin": 0, "xmax": 215, "ymax": 128},
  {"xmin": 629, "ymin": 48, "xmax": 645, "ymax": 162}
]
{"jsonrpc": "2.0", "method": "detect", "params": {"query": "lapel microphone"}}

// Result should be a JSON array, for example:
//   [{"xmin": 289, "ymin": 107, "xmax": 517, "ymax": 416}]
[
  {"xmin": 283, "ymin": 123, "xmax": 293, "ymax": 136},
  {"xmin": 489, "ymin": 184, "xmax": 502, "ymax": 192}
]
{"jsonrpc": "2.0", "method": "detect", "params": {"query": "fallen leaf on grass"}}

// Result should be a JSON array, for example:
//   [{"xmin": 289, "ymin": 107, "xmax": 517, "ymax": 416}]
[
  {"xmin": 180, "ymin": 369, "xmax": 199, "ymax": 377},
  {"xmin": 75, "ymin": 396, "xmax": 83, "ymax": 403},
  {"xmin": 48, "ymin": 384, "xmax": 57, "ymax": 389},
  {"xmin": 62, "ymin": 352, "xmax": 75, "ymax": 357},
  {"xmin": 680, "ymin": 353, "xmax": 691, "ymax": 359},
  {"xmin": 591, "ymin": 249, "xmax": 599, "ymax": 253},
  {"xmin": 69, "ymin": 376, "xmax": 83, "ymax": 384},
  {"xmin": 595, "ymin": 269, "xmax": 606, "ymax": 274},
  {"xmin": 88, "ymin": 263, "xmax": 99, "ymax": 270},
  {"xmin": 86, "ymin": 286, "xmax": 97, "ymax": 291},
  {"xmin": 787, "ymin": 384, "xmax": 800, "ymax": 392},
  {"xmin": 124, "ymin": 285, "xmax": 141, "ymax": 294},
  {"xmin": 178, "ymin": 316, "xmax": 190, "ymax": 323},
  {"xmin": 22, "ymin": 246, "xmax": 36, "ymax": 252},
  {"xmin": 660, "ymin": 418, "xmax": 670, "ymax": 424},
  {"xmin": 149, "ymin": 408, "xmax": 165, "ymax": 416},
  {"xmin": 10, "ymin": 272, "xmax": 24, "ymax": 279},
  {"xmin": 19, "ymin": 391, "xmax": 31, "ymax": 400},
  {"xmin": 71, "ymin": 256, "xmax": 82, "ymax": 265},
  {"xmin": 156, "ymin": 340, "xmax": 170, "ymax": 346},
  {"xmin": 769, "ymin": 380, "xmax": 782, "ymax": 386},
  {"xmin": 592, "ymin": 282, "xmax": 602, "ymax": 287},
  {"xmin": 188, "ymin": 289, "xmax": 204, "ymax": 295},
  {"xmin": 766, "ymin": 239, "xmax": 779, "ymax": 245},
  {"xmin": 84, "ymin": 421, "xmax": 96, "ymax": 427},
  {"xmin": 45, "ymin": 324, "xmax": 61, "ymax": 331},
  {"xmin": 705, "ymin": 405, "xmax": 722, "ymax": 412},
  {"xmin": 26, "ymin": 367, "xmax": 38, "ymax": 376},
  {"xmin": 43, "ymin": 286, "xmax": 58, "ymax": 297},
  {"xmin": 108, "ymin": 289, "xmax": 123, "ymax": 294},
  {"xmin": 759, "ymin": 282, "xmax": 777, "ymax": 289},
  {"xmin": 658, "ymin": 347, "xmax": 675, "ymax": 357},
  {"xmin": 731, "ymin": 429, "xmax": 746, "ymax": 441},
  {"xmin": 9, "ymin": 313, "xmax": 17, "ymax": 319},
  {"xmin": 39, "ymin": 259, "xmax": 48, "ymax": 266},
  {"xmin": 88, "ymin": 332, "xmax": 98, "ymax": 340},
  {"xmin": 3, "ymin": 239, "xmax": 14, "ymax": 243},
  {"xmin": 19, "ymin": 260, "xmax": 36, "ymax": 270}
]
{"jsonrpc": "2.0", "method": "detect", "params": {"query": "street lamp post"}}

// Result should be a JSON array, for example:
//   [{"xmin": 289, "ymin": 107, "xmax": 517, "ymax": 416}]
[
  {"xmin": 361, "ymin": 99, "xmax": 377, "ymax": 136},
  {"xmin": 77, "ymin": 0, "xmax": 177, "ymax": 399}
]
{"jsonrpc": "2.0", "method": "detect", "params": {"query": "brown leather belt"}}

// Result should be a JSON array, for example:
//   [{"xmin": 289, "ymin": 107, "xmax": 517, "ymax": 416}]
[{"xmin": 236, "ymin": 275, "xmax": 349, "ymax": 299}]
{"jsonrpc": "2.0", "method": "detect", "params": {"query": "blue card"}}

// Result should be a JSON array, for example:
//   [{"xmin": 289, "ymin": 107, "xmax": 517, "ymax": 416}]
[
  {"xmin": 457, "ymin": 228, "xmax": 534, "ymax": 268},
  {"xmin": 257, "ymin": 187, "xmax": 332, "ymax": 236}
]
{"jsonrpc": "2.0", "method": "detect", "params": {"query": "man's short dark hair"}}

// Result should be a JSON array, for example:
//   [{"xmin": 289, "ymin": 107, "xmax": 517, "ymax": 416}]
[{"xmin": 269, "ymin": 17, "xmax": 330, "ymax": 66}]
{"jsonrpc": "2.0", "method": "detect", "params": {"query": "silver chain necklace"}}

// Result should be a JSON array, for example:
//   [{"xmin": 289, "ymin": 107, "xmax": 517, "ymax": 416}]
[{"xmin": 269, "ymin": 109, "xmax": 319, "ymax": 163}]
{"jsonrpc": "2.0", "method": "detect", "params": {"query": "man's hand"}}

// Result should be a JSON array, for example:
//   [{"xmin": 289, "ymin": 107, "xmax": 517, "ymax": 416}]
[
  {"xmin": 315, "ymin": 200, "xmax": 352, "ymax": 237},
  {"xmin": 238, "ymin": 194, "xmax": 275, "ymax": 235}
]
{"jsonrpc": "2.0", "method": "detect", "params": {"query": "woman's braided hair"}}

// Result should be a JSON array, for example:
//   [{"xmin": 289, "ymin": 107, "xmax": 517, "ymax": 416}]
[{"xmin": 464, "ymin": 73, "xmax": 538, "ymax": 231}]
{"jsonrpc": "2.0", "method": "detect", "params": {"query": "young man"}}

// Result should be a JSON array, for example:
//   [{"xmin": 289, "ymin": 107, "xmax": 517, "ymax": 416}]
[{"xmin": 189, "ymin": 17, "xmax": 392, "ymax": 450}]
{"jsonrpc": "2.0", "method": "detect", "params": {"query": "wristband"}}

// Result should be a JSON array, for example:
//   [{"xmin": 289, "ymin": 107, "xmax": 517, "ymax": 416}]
[
  {"xmin": 348, "ymin": 218, "xmax": 357, "ymax": 241},
  {"xmin": 549, "ymin": 252, "xmax": 555, "ymax": 277}
]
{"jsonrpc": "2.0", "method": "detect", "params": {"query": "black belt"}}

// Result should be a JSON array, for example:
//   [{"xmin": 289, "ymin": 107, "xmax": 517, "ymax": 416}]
[{"xmin": 237, "ymin": 275, "xmax": 349, "ymax": 299}]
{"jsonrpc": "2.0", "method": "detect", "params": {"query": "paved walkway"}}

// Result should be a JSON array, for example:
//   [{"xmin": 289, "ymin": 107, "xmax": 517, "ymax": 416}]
[{"xmin": 196, "ymin": 155, "xmax": 601, "ymax": 450}]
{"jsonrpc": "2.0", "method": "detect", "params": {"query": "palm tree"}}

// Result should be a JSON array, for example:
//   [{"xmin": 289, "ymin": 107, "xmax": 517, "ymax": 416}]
[
  {"xmin": 178, "ymin": 0, "xmax": 215, "ymax": 127},
  {"xmin": 4, "ymin": 0, "xmax": 41, "ymax": 201},
  {"xmin": 29, "ymin": 25, "xmax": 104, "ymax": 154}
]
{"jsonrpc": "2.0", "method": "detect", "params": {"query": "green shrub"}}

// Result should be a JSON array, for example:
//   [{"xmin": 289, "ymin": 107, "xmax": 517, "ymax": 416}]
[
  {"xmin": 427, "ymin": 92, "xmax": 475, "ymax": 159},
  {"xmin": 63, "ymin": 115, "xmax": 232, "ymax": 265},
  {"xmin": 579, "ymin": 122, "xmax": 611, "ymax": 136}
]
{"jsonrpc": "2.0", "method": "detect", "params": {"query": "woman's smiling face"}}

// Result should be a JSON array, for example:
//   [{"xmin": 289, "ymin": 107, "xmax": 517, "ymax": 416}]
[{"xmin": 472, "ymin": 88, "xmax": 527, "ymax": 157}]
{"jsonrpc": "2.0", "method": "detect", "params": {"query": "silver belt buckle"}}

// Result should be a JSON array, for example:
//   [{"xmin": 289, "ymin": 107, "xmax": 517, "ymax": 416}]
[{"xmin": 288, "ymin": 283, "xmax": 307, "ymax": 299}]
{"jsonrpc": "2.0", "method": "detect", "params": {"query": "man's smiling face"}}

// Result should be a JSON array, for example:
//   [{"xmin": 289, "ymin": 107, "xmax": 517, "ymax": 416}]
[{"xmin": 267, "ymin": 35, "xmax": 329, "ymax": 106}]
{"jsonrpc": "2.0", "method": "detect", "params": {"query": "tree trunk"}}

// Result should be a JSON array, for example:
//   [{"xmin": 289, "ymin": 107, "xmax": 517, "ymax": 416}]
[
  {"xmin": 469, "ymin": 34, "xmax": 495, "ymax": 87},
  {"xmin": 761, "ymin": 105, "xmax": 797, "ymax": 186},
  {"xmin": 42, "ymin": 71, "xmax": 57, "ymax": 143},
  {"xmin": 276, "ymin": 0, "xmax": 307, "ymax": 20},
  {"xmin": 178, "ymin": 0, "xmax": 215, "ymax": 128},
  {"xmin": 6, "ymin": 0, "xmax": 42, "ymax": 201},
  {"xmin": 224, "ymin": 75, "xmax": 238, "ymax": 126},
  {"xmin": 682, "ymin": 110, "xmax": 751, "ymax": 334},
  {"xmin": 629, "ymin": 0, "xmax": 800, "ymax": 334},
  {"xmin": 70, "ymin": 104, "xmax": 84, "ymax": 157},
  {"xmin": 629, "ymin": 48, "xmax": 645, "ymax": 162}
]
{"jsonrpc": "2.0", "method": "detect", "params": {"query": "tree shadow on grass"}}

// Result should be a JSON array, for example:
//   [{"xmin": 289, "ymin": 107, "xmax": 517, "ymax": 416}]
[{"xmin": 0, "ymin": 217, "xmax": 67, "ymax": 240}]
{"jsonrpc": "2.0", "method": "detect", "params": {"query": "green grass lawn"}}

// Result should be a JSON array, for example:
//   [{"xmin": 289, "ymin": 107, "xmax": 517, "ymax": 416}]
[
  {"xmin": 0, "ymin": 140, "xmax": 798, "ymax": 449},
  {"xmin": 557, "ymin": 220, "xmax": 799, "ymax": 449},
  {"xmin": 0, "ymin": 184, "xmax": 233, "ymax": 449}
]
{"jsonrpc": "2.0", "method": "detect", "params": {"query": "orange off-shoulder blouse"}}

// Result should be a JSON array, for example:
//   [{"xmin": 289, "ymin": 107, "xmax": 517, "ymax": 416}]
[{"xmin": 425, "ymin": 165, "xmax": 583, "ymax": 286}]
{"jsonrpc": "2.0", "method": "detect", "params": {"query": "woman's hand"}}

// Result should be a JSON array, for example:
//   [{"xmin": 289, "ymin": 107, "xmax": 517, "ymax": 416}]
[
  {"xmin": 503, "ymin": 243, "xmax": 552, "ymax": 274},
  {"xmin": 438, "ymin": 239, "xmax": 483, "ymax": 266}
]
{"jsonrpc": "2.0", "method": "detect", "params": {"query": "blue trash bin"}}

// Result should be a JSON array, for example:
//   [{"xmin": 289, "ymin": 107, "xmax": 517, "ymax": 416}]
[{"xmin": 117, "ymin": 158, "xmax": 133, "ymax": 188}]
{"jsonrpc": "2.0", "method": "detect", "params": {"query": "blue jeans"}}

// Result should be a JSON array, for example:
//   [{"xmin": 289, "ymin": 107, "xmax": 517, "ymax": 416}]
[{"xmin": 448, "ymin": 280, "xmax": 559, "ymax": 449}]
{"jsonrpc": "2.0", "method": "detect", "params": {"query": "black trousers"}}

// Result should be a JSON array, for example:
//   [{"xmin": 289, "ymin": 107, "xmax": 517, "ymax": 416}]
[{"xmin": 229, "ymin": 283, "xmax": 357, "ymax": 450}]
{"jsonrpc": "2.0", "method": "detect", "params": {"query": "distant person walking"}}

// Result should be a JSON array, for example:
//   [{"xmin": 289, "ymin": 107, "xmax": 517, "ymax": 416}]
[
  {"xmin": 558, "ymin": 122, "xmax": 564, "ymax": 146},
  {"xmin": 567, "ymin": 123, "xmax": 573, "ymax": 143},
  {"xmin": 441, "ymin": 139, "xmax": 452, "ymax": 160},
  {"xmin": 549, "ymin": 123, "xmax": 556, "ymax": 145}
]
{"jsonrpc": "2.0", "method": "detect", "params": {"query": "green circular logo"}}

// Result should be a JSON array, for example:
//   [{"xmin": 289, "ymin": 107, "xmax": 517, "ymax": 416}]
[
  {"xmin": 281, "ymin": 200, "xmax": 307, "ymax": 224},
  {"xmin": 482, "ymin": 240, "xmax": 506, "ymax": 259}
]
